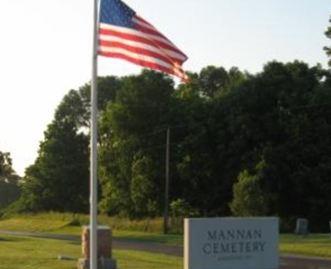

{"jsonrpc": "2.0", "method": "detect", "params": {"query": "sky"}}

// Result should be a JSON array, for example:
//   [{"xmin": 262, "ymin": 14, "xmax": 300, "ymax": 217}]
[{"xmin": 0, "ymin": 0, "xmax": 330, "ymax": 176}]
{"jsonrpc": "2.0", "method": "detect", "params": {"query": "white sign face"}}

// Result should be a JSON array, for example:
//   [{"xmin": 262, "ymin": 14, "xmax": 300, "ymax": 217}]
[{"xmin": 184, "ymin": 217, "xmax": 279, "ymax": 269}]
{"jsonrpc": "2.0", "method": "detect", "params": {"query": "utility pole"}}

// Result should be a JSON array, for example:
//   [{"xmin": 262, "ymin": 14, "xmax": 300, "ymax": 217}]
[{"xmin": 164, "ymin": 127, "xmax": 170, "ymax": 234}]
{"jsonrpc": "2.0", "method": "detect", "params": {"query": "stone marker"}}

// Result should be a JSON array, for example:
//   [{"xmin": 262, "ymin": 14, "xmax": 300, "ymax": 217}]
[
  {"xmin": 295, "ymin": 218, "xmax": 309, "ymax": 235},
  {"xmin": 77, "ymin": 225, "xmax": 116, "ymax": 269},
  {"xmin": 184, "ymin": 217, "xmax": 279, "ymax": 269},
  {"xmin": 77, "ymin": 257, "xmax": 116, "ymax": 269},
  {"xmin": 81, "ymin": 225, "xmax": 112, "ymax": 259}
]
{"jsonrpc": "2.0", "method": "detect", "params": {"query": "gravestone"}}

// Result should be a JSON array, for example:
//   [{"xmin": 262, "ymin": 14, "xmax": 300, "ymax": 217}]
[
  {"xmin": 77, "ymin": 226, "xmax": 117, "ymax": 269},
  {"xmin": 184, "ymin": 217, "xmax": 279, "ymax": 269},
  {"xmin": 295, "ymin": 218, "xmax": 309, "ymax": 235}
]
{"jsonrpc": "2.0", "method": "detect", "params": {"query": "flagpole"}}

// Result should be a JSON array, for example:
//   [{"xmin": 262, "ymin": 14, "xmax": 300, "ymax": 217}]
[{"xmin": 90, "ymin": 0, "xmax": 99, "ymax": 269}]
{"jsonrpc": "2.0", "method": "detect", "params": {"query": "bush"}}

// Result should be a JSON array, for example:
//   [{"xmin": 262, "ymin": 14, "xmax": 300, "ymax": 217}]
[
  {"xmin": 230, "ymin": 170, "xmax": 268, "ymax": 217},
  {"xmin": 170, "ymin": 199, "xmax": 198, "ymax": 233}
]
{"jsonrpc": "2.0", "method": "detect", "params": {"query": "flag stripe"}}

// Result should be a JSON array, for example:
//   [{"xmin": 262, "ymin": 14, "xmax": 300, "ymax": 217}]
[
  {"xmin": 99, "ymin": 45, "xmax": 186, "ymax": 77},
  {"xmin": 132, "ymin": 17, "xmax": 154, "ymax": 30},
  {"xmin": 99, "ymin": 23, "xmax": 186, "ymax": 57},
  {"xmin": 100, "ymin": 23, "xmax": 173, "ymax": 48},
  {"xmin": 99, "ymin": 50, "xmax": 186, "ymax": 79},
  {"xmin": 99, "ymin": 29, "xmax": 186, "ymax": 64},
  {"xmin": 135, "ymin": 15, "xmax": 154, "ymax": 28},
  {"xmin": 99, "ymin": 28, "xmax": 179, "ymax": 56},
  {"xmin": 134, "ymin": 24, "xmax": 176, "ymax": 47},
  {"xmin": 133, "ymin": 16, "xmax": 188, "ymax": 60},
  {"xmin": 99, "ymin": 46, "xmax": 173, "ymax": 69},
  {"xmin": 99, "ymin": 40, "xmax": 183, "ymax": 65},
  {"xmin": 99, "ymin": 34, "xmax": 187, "ymax": 62},
  {"xmin": 133, "ymin": 18, "xmax": 174, "ymax": 44},
  {"xmin": 133, "ymin": 23, "xmax": 165, "ymax": 40}
]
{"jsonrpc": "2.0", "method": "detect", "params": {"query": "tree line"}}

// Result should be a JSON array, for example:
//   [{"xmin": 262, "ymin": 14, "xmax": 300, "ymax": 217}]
[{"xmin": 1, "ymin": 17, "xmax": 330, "ymax": 232}]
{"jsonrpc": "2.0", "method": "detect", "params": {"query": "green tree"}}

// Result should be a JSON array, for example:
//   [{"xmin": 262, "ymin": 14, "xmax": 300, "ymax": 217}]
[
  {"xmin": 131, "ymin": 154, "xmax": 158, "ymax": 217},
  {"xmin": 230, "ymin": 168, "xmax": 268, "ymax": 217},
  {"xmin": 12, "ymin": 60, "xmax": 331, "ymax": 229},
  {"xmin": 199, "ymin": 66, "xmax": 230, "ymax": 98},
  {"xmin": 19, "ymin": 92, "xmax": 90, "ymax": 212},
  {"xmin": 172, "ymin": 66, "xmax": 248, "ymax": 216},
  {"xmin": 78, "ymin": 76, "xmax": 122, "ymax": 124},
  {"xmin": 0, "ymin": 152, "xmax": 20, "ymax": 210},
  {"xmin": 15, "ymin": 76, "xmax": 121, "ymax": 214},
  {"xmin": 0, "ymin": 152, "xmax": 19, "ymax": 184},
  {"xmin": 99, "ymin": 70, "xmax": 175, "ymax": 216},
  {"xmin": 226, "ymin": 61, "xmax": 331, "ymax": 230},
  {"xmin": 197, "ymin": 66, "xmax": 246, "ymax": 98}
]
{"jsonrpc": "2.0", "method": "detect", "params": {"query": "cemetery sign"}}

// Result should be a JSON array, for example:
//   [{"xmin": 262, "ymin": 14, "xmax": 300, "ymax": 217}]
[{"xmin": 184, "ymin": 217, "xmax": 279, "ymax": 269}]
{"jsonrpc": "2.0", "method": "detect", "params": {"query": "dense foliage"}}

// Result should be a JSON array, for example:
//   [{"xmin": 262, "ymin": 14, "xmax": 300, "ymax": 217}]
[
  {"xmin": 5, "ymin": 18, "xmax": 329, "ymax": 230},
  {"xmin": 0, "ymin": 152, "xmax": 20, "ymax": 211},
  {"xmin": 12, "ymin": 77, "xmax": 120, "ymax": 213},
  {"xmin": 9, "ymin": 59, "xmax": 330, "ymax": 231}
]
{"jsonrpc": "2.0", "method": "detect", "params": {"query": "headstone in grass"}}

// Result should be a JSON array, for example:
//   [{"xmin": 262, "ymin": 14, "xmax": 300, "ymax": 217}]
[
  {"xmin": 77, "ymin": 225, "xmax": 117, "ymax": 269},
  {"xmin": 295, "ymin": 218, "xmax": 309, "ymax": 235},
  {"xmin": 184, "ymin": 217, "xmax": 279, "ymax": 269}
]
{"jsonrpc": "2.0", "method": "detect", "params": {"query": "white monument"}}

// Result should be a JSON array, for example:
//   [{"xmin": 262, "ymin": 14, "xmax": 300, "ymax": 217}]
[{"xmin": 184, "ymin": 217, "xmax": 279, "ymax": 269}]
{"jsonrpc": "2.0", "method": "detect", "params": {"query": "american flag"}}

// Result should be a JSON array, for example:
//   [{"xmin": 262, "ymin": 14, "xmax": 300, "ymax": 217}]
[{"xmin": 98, "ymin": 0, "xmax": 188, "ymax": 82}]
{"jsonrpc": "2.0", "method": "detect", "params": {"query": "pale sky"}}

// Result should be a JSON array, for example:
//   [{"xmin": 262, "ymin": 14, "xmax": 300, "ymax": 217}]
[{"xmin": 0, "ymin": 0, "xmax": 330, "ymax": 176}]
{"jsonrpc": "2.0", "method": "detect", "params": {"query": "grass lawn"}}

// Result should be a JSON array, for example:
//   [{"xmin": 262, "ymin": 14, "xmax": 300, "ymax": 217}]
[
  {"xmin": 0, "ymin": 214, "xmax": 183, "ymax": 246},
  {"xmin": 0, "ymin": 213, "xmax": 166, "ymax": 233},
  {"xmin": 52, "ymin": 227, "xmax": 183, "ymax": 246},
  {"xmin": 0, "ymin": 234, "xmax": 182, "ymax": 269},
  {"xmin": 280, "ymin": 234, "xmax": 331, "ymax": 258},
  {"xmin": 0, "ymin": 214, "xmax": 70, "ymax": 232},
  {"xmin": 113, "ymin": 230, "xmax": 182, "ymax": 245},
  {"xmin": 2, "ymin": 214, "xmax": 331, "ymax": 259}
]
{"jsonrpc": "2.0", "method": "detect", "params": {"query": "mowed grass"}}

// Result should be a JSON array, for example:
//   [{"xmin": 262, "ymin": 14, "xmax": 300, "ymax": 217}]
[
  {"xmin": 0, "ymin": 235, "xmax": 80, "ymax": 269},
  {"xmin": 0, "ymin": 213, "xmax": 165, "ymax": 233},
  {"xmin": 2, "ymin": 213, "xmax": 331, "ymax": 258},
  {"xmin": 0, "ymin": 234, "xmax": 182, "ymax": 269},
  {"xmin": 51, "ymin": 226, "xmax": 182, "ymax": 246},
  {"xmin": 280, "ymin": 234, "xmax": 331, "ymax": 258},
  {"xmin": 0, "ymin": 213, "xmax": 182, "ymax": 246},
  {"xmin": 0, "ymin": 215, "xmax": 69, "ymax": 232},
  {"xmin": 113, "ymin": 230, "xmax": 182, "ymax": 245}
]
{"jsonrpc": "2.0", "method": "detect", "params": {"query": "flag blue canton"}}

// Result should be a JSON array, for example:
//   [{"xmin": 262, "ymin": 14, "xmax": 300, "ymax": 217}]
[{"xmin": 100, "ymin": 0, "xmax": 136, "ymax": 28}]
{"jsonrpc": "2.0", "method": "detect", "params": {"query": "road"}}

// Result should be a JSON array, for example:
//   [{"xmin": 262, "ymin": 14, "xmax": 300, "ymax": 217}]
[{"xmin": 0, "ymin": 230, "xmax": 331, "ymax": 269}]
